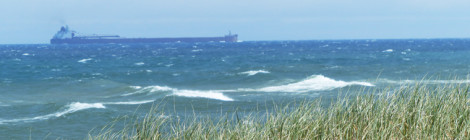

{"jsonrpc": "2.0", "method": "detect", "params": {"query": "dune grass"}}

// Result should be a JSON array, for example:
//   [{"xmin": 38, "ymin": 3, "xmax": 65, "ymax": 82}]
[{"xmin": 89, "ymin": 83, "xmax": 470, "ymax": 139}]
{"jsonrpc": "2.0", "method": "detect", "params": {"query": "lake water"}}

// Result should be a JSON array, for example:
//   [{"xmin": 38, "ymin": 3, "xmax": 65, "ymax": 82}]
[{"xmin": 1, "ymin": 39, "xmax": 470, "ymax": 139}]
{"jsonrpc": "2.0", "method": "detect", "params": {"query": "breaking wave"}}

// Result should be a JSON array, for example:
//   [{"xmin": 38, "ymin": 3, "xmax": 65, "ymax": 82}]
[
  {"xmin": 122, "ymin": 86, "xmax": 173, "ymax": 96},
  {"xmin": 104, "ymin": 100, "xmax": 155, "ymax": 105},
  {"xmin": 122, "ymin": 75, "xmax": 372, "ymax": 100},
  {"xmin": 254, "ymin": 75, "xmax": 374, "ymax": 92},
  {"xmin": 0, "ymin": 102, "xmax": 105, "ymax": 124},
  {"xmin": 222, "ymin": 75, "xmax": 374, "ymax": 93},
  {"xmin": 0, "ymin": 100, "xmax": 155, "ymax": 124},
  {"xmin": 122, "ymin": 86, "xmax": 234, "ymax": 101},
  {"xmin": 173, "ymin": 90, "xmax": 233, "ymax": 101}
]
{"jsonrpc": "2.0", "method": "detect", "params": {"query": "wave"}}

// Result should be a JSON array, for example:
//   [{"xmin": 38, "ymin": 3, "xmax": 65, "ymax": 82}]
[
  {"xmin": 0, "ymin": 102, "xmax": 105, "ymax": 124},
  {"xmin": 254, "ymin": 75, "xmax": 374, "ymax": 92},
  {"xmin": 239, "ymin": 70, "xmax": 270, "ymax": 76},
  {"xmin": 122, "ymin": 86, "xmax": 234, "ymax": 101},
  {"xmin": 122, "ymin": 75, "xmax": 372, "ymax": 100},
  {"xmin": 0, "ymin": 100, "xmax": 155, "ymax": 124},
  {"xmin": 221, "ymin": 75, "xmax": 373, "ymax": 93},
  {"xmin": 216, "ymin": 75, "xmax": 374, "ymax": 93}
]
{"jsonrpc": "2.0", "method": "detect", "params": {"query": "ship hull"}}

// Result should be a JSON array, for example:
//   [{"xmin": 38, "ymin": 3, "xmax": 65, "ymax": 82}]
[{"xmin": 51, "ymin": 35, "xmax": 238, "ymax": 44}]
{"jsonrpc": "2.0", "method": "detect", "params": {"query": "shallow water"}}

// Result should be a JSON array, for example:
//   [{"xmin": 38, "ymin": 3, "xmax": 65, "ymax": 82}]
[{"xmin": 1, "ymin": 39, "xmax": 470, "ymax": 139}]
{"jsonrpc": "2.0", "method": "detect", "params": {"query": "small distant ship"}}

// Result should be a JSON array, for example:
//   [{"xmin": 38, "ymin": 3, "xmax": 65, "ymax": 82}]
[{"xmin": 50, "ymin": 26, "xmax": 238, "ymax": 44}]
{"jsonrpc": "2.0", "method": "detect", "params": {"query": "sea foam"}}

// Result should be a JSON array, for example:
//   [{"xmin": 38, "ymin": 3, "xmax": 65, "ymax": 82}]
[{"xmin": 256, "ymin": 75, "xmax": 374, "ymax": 92}]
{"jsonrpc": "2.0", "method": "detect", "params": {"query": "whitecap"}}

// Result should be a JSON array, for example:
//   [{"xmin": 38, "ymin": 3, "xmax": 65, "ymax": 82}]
[
  {"xmin": 239, "ymin": 70, "xmax": 270, "ymax": 76},
  {"xmin": 0, "ymin": 102, "xmax": 105, "ymax": 124},
  {"xmin": 191, "ymin": 49, "xmax": 203, "ymax": 52},
  {"xmin": 148, "ymin": 86, "xmax": 173, "ymax": 92},
  {"xmin": 78, "ymin": 58, "xmax": 92, "ymax": 63},
  {"xmin": 104, "ymin": 100, "xmax": 154, "ymax": 105},
  {"xmin": 172, "ymin": 90, "xmax": 234, "ymax": 101},
  {"xmin": 129, "ymin": 86, "xmax": 142, "ymax": 89},
  {"xmin": 22, "ymin": 53, "xmax": 30, "ymax": 56},
  {"xmin": 91, "ymin": 73, "xmax": 103, "ymax": 76},
  {"xmin": 122, "ymin": 85, "xmax": 233, "ymax": 101},
  {"xmin": 61, "ymin": 102, "xmax": 106, "ymax": 116},
  {"xmin": 122, "ymin": 85, "xmax": 173, "ymax": 96},
  {"xmin": 327, "ymin": 66, "xmax": 341, "ymax": 69},
  {"xmin": 135, "ymin": 62, "xmax": 145, "ymax": 66},
  {"xmin": 254, "ymin": 75, "xmax": 374, "ymax": 92},
  {"xmin": 382, "ymin": 49, "xmax": 393, "ymax": 53}
]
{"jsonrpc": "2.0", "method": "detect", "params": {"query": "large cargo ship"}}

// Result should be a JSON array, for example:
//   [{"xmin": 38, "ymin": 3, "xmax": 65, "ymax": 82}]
[{"xmin": 50, "ymin": 26, "xmax": 238, "ymax": 44}]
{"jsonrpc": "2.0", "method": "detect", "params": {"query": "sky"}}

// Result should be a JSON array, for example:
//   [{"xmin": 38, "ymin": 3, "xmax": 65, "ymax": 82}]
[{"xmin": 1, "ymin": 0, "xmax": 470, "ymax": 44}]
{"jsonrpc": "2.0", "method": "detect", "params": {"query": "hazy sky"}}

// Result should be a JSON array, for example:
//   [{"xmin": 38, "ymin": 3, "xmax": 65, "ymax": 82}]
[{"xmin": 1, "ymin": 0, "xmax": 470, "ymax": 44}]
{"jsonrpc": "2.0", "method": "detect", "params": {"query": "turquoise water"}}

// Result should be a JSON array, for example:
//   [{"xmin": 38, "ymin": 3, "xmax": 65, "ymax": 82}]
[{"xmin": 1, "ymin": 39, "xmax": 470, "ymax": 139}]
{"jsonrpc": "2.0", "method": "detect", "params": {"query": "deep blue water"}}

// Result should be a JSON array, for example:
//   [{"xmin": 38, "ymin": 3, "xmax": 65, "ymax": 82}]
[{"xmin": 1, "ymin": 39, "xmax": 470, "ymax": 139}]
